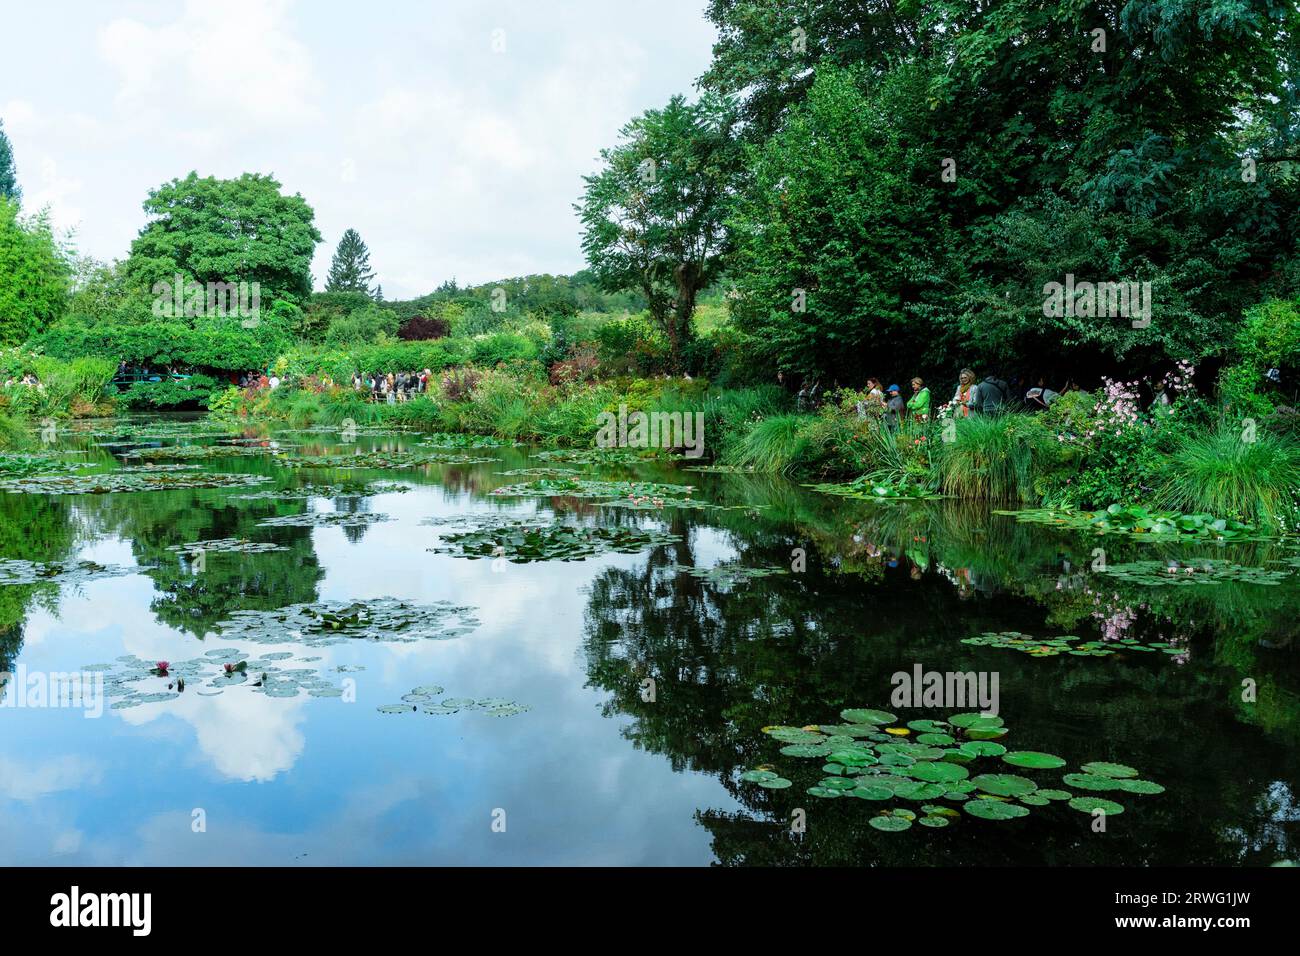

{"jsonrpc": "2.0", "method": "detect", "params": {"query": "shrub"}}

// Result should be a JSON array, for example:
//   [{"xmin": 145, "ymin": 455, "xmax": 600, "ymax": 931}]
[
  {"xmin": 937, "ymin": 414, "xmax": 1049, "ymax": 502},
  {"xmin": 723, "ymin": 413, "xmax": 816, "ymax": 474},
  {"xmin": 397, "ymin": 315, "xmax": 450, "ymax": 340},
  {"xmin": 1157, "ymin": 423, "xmax": 1300, "ymax": 532}
]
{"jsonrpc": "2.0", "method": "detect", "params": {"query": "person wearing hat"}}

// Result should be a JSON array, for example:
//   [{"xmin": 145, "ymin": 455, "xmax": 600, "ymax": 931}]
[
  {"xmin": 884, "ymin": 383, "xmax": 906, "ymax": 431},
  {"xmin": 1025, "ymin": 384, "xmax": 1060, "ymax": 411}
]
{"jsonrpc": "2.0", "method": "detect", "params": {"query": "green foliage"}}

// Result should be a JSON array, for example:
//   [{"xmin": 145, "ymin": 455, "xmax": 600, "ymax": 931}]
[
  {"xmin": 324, "ymin": 303, "xmax": 398, "ymax": 346},
  {"xmin": 0, "ymin": 119, "xmax": 19, "ymax": 202},
  {"xmin": 299, "ymin": 290, "xmax": 377, "ymax": 342},
  {"xmin": 117, "ymin": 373, "xmax": 223, "ymax": 409},
  {"xmin": 722, "ymin": 413, "xmax": 815, "ymax": 474},
  {"xmin": 578, "ymin": 94, "xmax": 740, "ymax": 371},
  {"xmin": 0, "ymin": 200, "xmax": 69, "ymax": 346},
  {"xmin": 123, "ymin": 172, "xmax": 321, "ymax": 306},
  {"xmin": 1219, "ymin": 298, "xmax": 1300, "ymax": 417},
  {"xmin": 937, "ymin": 415, "xmax": 1048, "ymax": 503},
  {"xmin": 1157, "ymin": 423, "xmax": 1300, "ymax": 533},
  {"xmin": 35, "ymin": 308, "xmax": 292, "ymax": 381},
  {"xmin": 703, "ymin": 0, "xmax": 1300, "ymax": 382},
  {"xmin": 0, "ymin": 409, "xmax": 28, "ymax": 450},
  {"xmin": 729, "ymin": 67, "xmax": 931, "ymax": 378},
  {"xmin": 324, "ymin": 228, "xmax": 377, "ymax": 295}
]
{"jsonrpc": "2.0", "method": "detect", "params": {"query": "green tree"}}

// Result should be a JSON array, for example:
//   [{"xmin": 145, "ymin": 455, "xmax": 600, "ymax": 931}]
[
  {"xmin": 0, "ymin": 200, "xmax": 69, "ymax": 346},
  {"xmin": 0, "ymin": 119, "xmax": 19, "ymax": 202},
  {"xmin": 706, "ymin": 0, "xmax": 1300, "ymax": 382},
  {"xmin": 325, "ymin": 228, "xmax": 377, "ymax": 296},
  {"xmin": 124, "ymin": 172, "xmax": 321, "ymax": 306},
  {"xmin": 577, "ymin": 94, "xmax": 740, "ymax": 372},
  {"xmin": 324, "ymin": 303, "xmax": 399, "ymax": 345},
  {"xmin": 728, "ymin": 68, "xmax": 933, "ymax": 379}
]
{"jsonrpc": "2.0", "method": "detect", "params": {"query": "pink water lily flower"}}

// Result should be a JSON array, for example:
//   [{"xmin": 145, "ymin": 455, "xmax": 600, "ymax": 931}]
[{"xmin": 156, "ymin": 661, "xmax": 170, "ymax": 674}]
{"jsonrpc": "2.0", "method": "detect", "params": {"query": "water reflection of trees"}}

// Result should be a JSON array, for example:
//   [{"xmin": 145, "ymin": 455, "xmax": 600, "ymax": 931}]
[
  {"xmin": 61, "ymin": 485, "xmax": 324, "ymax": 637},
  {"xmin": 579, "ymin": 496, "xmax": 1300, "ymax": 866}
]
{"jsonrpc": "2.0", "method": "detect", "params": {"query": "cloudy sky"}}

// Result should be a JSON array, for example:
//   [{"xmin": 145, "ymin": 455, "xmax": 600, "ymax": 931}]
[{"xmin": 1, "ymin": 0, "xmax": 717, "ymax": 299}]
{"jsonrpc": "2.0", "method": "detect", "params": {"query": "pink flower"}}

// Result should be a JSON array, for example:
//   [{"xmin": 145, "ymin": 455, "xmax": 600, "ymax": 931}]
[{"xmin": 156, "ymin": 661, "xmax": 169, "ymax": 674}]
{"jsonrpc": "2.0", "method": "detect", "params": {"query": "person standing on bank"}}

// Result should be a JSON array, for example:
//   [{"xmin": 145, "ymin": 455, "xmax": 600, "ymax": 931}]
[
  {"xmin": 953, "ymin": 369, "xmax": 978, "ymax": 418},
  {"xmin": 885, "ymin": 384, "xmax": 906, "ymax": 431},
  {"xmin": 907, "ymin": 377, "xmax": 931, "ymax": 423}
]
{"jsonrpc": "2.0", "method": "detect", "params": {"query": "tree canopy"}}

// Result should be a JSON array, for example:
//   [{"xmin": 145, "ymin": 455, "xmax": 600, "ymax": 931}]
[
  {"xmin": 641, "ymin": 0, "xmax": 1300, "ymax": 383},
  {"xmin": 0, "ymin": 200, "xmax": 69, "ymax": 346},
  {"xmin": 577, "ymin": 93, "xmax": 741, "ymax": 371},
  {"xmin": 0, "ymin": 119, "xmax": 19, "ymax": 202},
  {"xmin": 325, "ymin": 228, "xmax": 378, "ymax": 296},
  {"xmin": 124, "ymin": 172, "xmax": 321, "ymax": 306}
]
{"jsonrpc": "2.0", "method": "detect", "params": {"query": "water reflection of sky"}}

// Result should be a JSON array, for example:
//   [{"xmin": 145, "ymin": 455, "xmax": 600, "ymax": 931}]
[
  {"xmin": 0, "ymin": 480, "xmax": 736, "ymax": 865},
  {"xmin": 4, "ymin": 438, "xmax": 1300, "ymax": 866}
]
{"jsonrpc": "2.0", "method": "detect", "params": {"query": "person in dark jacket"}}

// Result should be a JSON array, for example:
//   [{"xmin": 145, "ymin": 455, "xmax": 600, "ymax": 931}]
[{"xmin": 884, "ymin": 384, "xmax": 906, "ymax": 431}]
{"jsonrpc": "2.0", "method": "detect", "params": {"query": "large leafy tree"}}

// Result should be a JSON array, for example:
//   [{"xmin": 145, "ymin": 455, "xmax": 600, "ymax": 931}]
[
  {"xmin": 0, "ymin": 200, "xmax": 69, "ymax": 346},
  {"xmin": 0, "ymin": 119, "xmax": 19, "ymax": 202},
  {"xmin": 729, "ymin": 67, "xmax": 936, "ymax": 379},
  {"xmin": 324, "ymin": 228, "xmax": 377, "ymax": 296},
  {"xmin": 708, "ymin": 0, "xmax": 1300, "ymax": 381},
  {"xmin": 578, "ymin": 94, "xmax": 741, "ymax": 372},
  {"xmin": 124, "ymin": 172, "xmax": 321, "ymax": 305}
]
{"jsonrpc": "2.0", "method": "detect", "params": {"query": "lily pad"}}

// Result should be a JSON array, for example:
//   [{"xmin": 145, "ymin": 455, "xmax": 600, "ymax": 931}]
[
  {"xmin": 971, "ymin": 773, "xmax": 1038, "ymax": 797},
  {"xmin": 1080, "ymin": 761, "xmax": 1139, "ymax": 779},
  {"xmin": 964, "ymin": 799, "xmax": 1030, "ymax": 820},
  {"xmin": 1002, "ymin": 751, "xmax": 1067, "ymax": 770},
  {"xmin": 1068, "ymin": 797, "xmax": 1125, "ymax": 815}
]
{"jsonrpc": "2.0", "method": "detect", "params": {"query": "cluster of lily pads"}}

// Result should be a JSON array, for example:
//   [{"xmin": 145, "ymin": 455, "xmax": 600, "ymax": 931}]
[
  {"xmin": 495, "ymin": 467, "xmax": 581, "ymax": 478},
  {"xmin": 165, "ymin": 538, "xmax": 289, "ymax": 555},
  {"xmin": 490, "ymin": 478, "xmax": 696, "ymax": 501},
  {"xmin": 118, "ymin": 463, "xmax": 203, "ymax": 473},
  {"xmin": 805, "ymin": 476, "xmax": 942, "ymax": 502},
  {"xmin": 743, "ymin": 709, "xmax": 1162, "ymax": 831},
  {"xmin": 1099, "ymin": 559, "xmax": 1290, "ymax": 587},
  {"xmin": 670, "ymin": 563, "xmax": 789, "ymax": 588},
  {"xmin": 962, "ymin": 631, "xmax": 1186, "ymax": 657},
  {"xmin": 74, "ymin": 420, "xmax": 238, "ymax": 441},
  {"xmin": 998, "ymin": 504, "xmax": 1257, "ymax": 540},
  {"xmin": 0, "ymin": 557, "xmax": 134, "ymax": 587},
  {"xmin": 121, "ymin": 443, "xmax": 281, "ymax": 461},
  {"xmin": 256, "ymin": 511, "xmax": 391, "ymax": 529},
  {"xmin": 417, "ymin": 433, "xmax": 514, "ymax": 448},
  {"xmin": 428, "ymin": 518, "xmax": 681, "ymax": 562},
  {"xmin": 0, "ymin": 472, "xmax": 272, "ymax": 495},
  {"xmin": 211, "ymin": 598, "xmax": 480, "ymax": 647},
  {"xmin": 0, "ymin": 454, "xmax": 93, "ymax": 478},
  {"xmin": 278, "ymin": 451, "xmax": 495, "ymax": 469},
  {"xmin": 84, "ymin": 648, "xmax": 359, "ymax": 708},
  {"xmin": 530, "ymin": 448, "xmax": 652, "ymax": 465},
  {"xmin": 681, "ymin": 464, "xmax": 757, "ymax": 474},
  {"xmin": 230, "ymin": 481, "xmax": 410, "ymax": 500},
  {"xmin": 377, "ymin": 685, "xmax": 530, "ymax": 717}
]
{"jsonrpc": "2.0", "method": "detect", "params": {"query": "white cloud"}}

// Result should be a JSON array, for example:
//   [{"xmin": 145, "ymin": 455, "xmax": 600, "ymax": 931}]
[
  {"xmin": 97, "ymin": 0, "xmax": 319, "ymax": 128},
  {"xmin": 1, "ymin": 0, "xmax": 716, "ymax": 297}
]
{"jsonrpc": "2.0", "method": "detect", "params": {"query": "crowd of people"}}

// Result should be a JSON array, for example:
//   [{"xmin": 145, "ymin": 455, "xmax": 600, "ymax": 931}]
[
  {"xmin": 351, "ymin": 369, "xmax": 433, "ymax": 404},
  {"xmin": 790, "ymin": 369, "xmax": 1083, "ymax": 428}
]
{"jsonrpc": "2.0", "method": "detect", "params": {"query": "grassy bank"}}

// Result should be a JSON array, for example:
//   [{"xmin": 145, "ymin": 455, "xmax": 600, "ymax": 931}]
[{"xmin": 0, "ymin": 349, "xmax": 117, "ymax": 450}]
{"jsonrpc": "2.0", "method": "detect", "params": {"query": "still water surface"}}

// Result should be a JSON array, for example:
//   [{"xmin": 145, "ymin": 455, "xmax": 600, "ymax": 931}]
[{"xmin": 1, "ymin": 415, "xmax": 1297, "ymax": 865}]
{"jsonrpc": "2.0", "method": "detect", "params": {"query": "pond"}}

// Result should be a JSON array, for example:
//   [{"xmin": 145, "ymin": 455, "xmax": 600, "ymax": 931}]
[{"xmin": 1, "ymin": 414, "xmax": 1298, "ymax": 865}]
